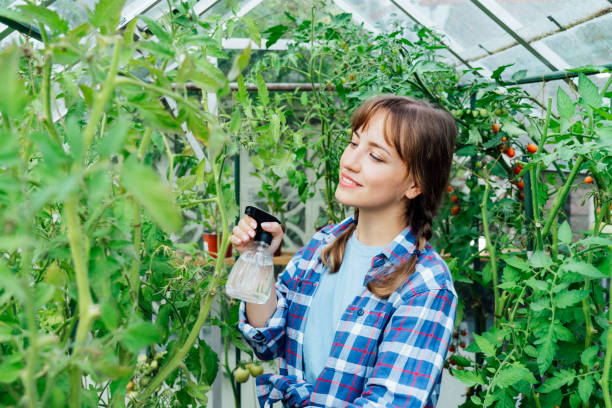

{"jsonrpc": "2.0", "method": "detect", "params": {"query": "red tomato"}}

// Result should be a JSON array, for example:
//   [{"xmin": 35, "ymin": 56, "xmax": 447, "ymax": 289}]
[
  {"xmin": 505, "ymin": 147, "xmax": 515, "ymax": 158},
  {"xmin": 527, "ymin": 144, "xmax": 538, "ymax": 153},
  {"xmin": 514, "ymin": 164, "xmax": 523, "ymax": 175}
]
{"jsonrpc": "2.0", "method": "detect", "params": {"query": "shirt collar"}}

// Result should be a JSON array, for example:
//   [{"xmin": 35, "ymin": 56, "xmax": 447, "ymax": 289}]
[{"xmin": 324, "ymin": 214, "xmax": 419, "ymax": 269}]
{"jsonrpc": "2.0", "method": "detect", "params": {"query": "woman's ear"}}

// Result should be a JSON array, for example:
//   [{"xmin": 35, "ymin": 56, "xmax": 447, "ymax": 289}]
[{"xmin": 403, "ymin": 180, "xmax": 421, "ymax": 200}]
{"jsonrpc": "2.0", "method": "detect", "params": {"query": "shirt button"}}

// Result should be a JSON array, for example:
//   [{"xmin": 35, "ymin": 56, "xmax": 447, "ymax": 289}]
[
  {"xmin": 296, "ymin": 281, "xmax": 302, "ymax": 288},
  {"xmin": 357, "ymin": 308, "xmax": 364, "ymax": 316}
]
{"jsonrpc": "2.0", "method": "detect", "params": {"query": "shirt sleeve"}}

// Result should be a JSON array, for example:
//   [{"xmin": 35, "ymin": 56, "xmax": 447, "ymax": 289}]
[
  {"xmin": 237, "ymin": 248, "xmax": 301, "ymax": 361},
  {"xmin": 347, "ymin": 287, "xmax": 457, "ymax": 408}
]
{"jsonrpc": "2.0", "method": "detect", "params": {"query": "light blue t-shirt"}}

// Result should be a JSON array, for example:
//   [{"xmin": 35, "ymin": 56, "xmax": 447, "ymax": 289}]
[{"xmin": 303, "ymin": 231, "xmax": 386, "ymax": 383}]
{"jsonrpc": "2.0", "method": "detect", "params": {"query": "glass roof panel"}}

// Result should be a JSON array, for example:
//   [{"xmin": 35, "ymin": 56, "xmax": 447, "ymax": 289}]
[
  {"xmin": 538, "ymin": 12, "xmax": 612, "ymax": 68},
  {"xmin": 487, "ymin": 0, "xmax": 609, "ymax": 43},
  {"xmin": 476, "ymin": 44, "xmax": 553, "ymax": 81},
  {"xmin": 364, "ymin": 0, "xmax": 515, "ymax": 61}
]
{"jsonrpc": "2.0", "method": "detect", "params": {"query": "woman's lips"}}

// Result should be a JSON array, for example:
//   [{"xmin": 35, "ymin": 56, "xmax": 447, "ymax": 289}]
[{"xmin": 339, "ymin": 173, "xmax": 362, "ymax": 188}]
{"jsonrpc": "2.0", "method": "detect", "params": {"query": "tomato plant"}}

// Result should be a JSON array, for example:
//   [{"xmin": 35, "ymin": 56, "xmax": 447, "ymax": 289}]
[{"xmin": 0, "ymin": 1, "xmax": 251, "ymax": 406}]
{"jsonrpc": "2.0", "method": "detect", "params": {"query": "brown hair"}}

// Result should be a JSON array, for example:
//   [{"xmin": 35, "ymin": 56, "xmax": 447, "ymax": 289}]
[{"xmin": 321, "ymin": 95, "xmax": 456, "ymax": 298}]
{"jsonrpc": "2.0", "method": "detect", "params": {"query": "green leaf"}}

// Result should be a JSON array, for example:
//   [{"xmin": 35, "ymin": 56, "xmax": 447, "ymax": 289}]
[
  {"xmin": 193, "ymin": 57, "xmax": 227, "ymax": 91},
  {"xmin": 530, "ymin": 251, "xmax": 553, "ymax": 269},
  {"xmin": 552, "ymin": 323, "xmax": 574, "ymax": 342},
  {"xmin": 473, "ymin": 333, "xmax": 495, "ymax": 357},
  {"xmin": 236, "ymin": 74, "xmax": 248, "ymax": 104},
  {"xmin": 99, "ymin": 116, "xmax": 129, "ymax": 157},
  {"xmin": 561, "ymin": 260, "xmax": 607, "ymax": 279},
  {"xmin": 0, "ymin": 354, "xmax": 23, "ymax": 383},
  {"xmin": 578, "ymin": 73, "xmax": 602, "ymax": 109},
  {"xmin": 530, "ymin": 297, "xmax": 549, "ymax": 312},
  {"xmin": 452, "ymin": 369, "xmax": 484, "ymax": 387},
  {"xmin": 581, "ymin": 345, "xmax": 598, "ymax": 367},
  {"xmin": 491, "ymin": 63, "xmax": 513, "ymax": 80},
  {"xmin": 536, "ymin": 369, "xmax": 575, "ymax": 393},
  {"xmin": 65, "ymin": 115, "xmax": 84, "ymax": 163},
  {"xmin": 467, "ymin": 127, "xmax": 482, "ymax": 145},
  {"xmin": 554, "ymin": 289, "xmax": 587, "ymax": 308},
  {"xmin": 270, "ymin": 112, "xmax": 281, "ymax": 143},
  {"xmin": 0, "ymin": 263, "xmax": 26, "ymax": 302},
  {"xmin": 228, "ymin": 45, "xmax": 251, "ymax": 81},
  {"xmin": 121, "ymin": 321, "xmax": 162, "ymax": 352},
  {"xmin": 199, "ymin": 340, "xmax": 219, "ymax": 385},
  {"xmin": 263, "ymin": 24, "xmax": 289, "ymax": 48},
  {"xmin": 494, "ymin": 365, "xmax": 536, "ymax": 388},
  {"xmin": 576, "ymin": 236, "xmax": 612, "ymax": 248},
  {"xmin": 578, "ymin": 376, "xmax": 594, "ymax": 403},
  {"xmin": 500, "ymin": 119, "xmax": 524, "ymax": 137},
  {"xmin": 90, "ymin": 0, "xmax": 126, "ymax": 34},
  {"xmin": 537, "ymin": 325, "xmax": 555, "ymax": 375},
  {"xmin": 511, "ymin": 69, "xmax": 527, "ymax": 82},
  {"xmin": 256, "ymin": 72, "xmax": 269, "ymax": 106},
  {"xmin": 557, "ymin": 221, "xmax": 572, "ymax": 245},
  {"xmin": 100, "ymin": 302, "xmax": 120, "ymax": 331},
  {"xmin": 503, "ymin": 256, "xmax": 529, "ymax": 271},
  {"xmin": 120, "ymin": 156, "xmax": 182, "ymax": 233},
  {"xmin": 242, "ymin": 16, "xmax": 261, "ymax": 46},
  {"xmin": 0, "ymin": 46, "xmax": 28, "ymax": 119},
  {"xmin": 556, "ymin": 87, "xmax": 575, "ymax": 119},
  {"xmin": 525, "ymin": 278, "xmax": 548, "ymax": 292},
  {"xmin": 139, "ymin": 16, "xmax": 171, "ymax": 44},
  {"xmin": 17, "ymin": 4, "xmax": 69, "ymax": 33}
]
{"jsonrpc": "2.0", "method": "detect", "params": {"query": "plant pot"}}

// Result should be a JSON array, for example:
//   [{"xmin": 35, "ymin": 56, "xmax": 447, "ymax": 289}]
[{"xmin": 203, "ymin": 233, "xmax": 233, "ymax": 259}]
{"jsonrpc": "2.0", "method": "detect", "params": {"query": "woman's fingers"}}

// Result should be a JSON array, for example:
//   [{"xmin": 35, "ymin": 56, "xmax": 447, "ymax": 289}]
[{"xmin": 261, "ymin": 222, "xmax": 281, "ymax": 234}]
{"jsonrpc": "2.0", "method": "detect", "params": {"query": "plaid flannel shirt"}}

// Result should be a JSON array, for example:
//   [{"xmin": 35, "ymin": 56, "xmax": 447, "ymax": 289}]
[{"xmin": 238, "ymin": 215, "xmax": 457, "ymax": 408}]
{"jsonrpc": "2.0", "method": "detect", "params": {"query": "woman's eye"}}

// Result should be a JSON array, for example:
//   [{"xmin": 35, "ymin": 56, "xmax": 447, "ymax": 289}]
[
  {"xmin": 349, "ymin": 141, "xmax": 357, "ymax": 147},
  {"xmin": 370, "ymin": 154, "xmax": 383, "ymax": 162}
]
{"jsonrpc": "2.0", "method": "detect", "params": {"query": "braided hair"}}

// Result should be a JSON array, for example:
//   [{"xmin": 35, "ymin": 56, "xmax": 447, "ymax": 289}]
[{"xmin": 320, "ymin": 95, "xmax": 456, "ymax": 298}]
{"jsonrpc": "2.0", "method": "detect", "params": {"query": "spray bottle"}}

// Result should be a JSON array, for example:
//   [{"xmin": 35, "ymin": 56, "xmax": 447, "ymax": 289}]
[{"xmin": 225, "ymin": 206, "xmax": 280, "ymax": 304}]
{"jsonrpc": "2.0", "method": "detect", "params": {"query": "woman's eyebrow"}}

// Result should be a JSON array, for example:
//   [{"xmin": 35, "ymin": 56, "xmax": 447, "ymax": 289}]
[{"xmin": 353, "ymin": 131, "xmax": 390, "ymax": 155}]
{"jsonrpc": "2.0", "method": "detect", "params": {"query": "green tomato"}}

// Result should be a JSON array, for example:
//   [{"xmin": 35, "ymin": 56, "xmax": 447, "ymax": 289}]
[
  {"xmin": 456, "ymin": 109, "xmax": 463, "ymax": 117},
  {"xmin": 472, "ymin": 110, "xmax": 479, "ymax": 118},
  {"xmin": 234, "ymin": 367, "xmax": 250, "ymax": 383},
  {"xmin": 479, "ymin": 108, "xmax": 488, "ymax": 117},
  {"xmin": 248, "ymin": 363, "xmax": 264, "ymax": 377},
  {"xmin": 494, "ymin": 108, "xmax": 503, "ymax": 116}
]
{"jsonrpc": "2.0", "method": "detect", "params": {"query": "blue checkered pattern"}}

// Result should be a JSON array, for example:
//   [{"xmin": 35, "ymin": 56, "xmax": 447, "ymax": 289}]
[{"xmin": 238, "ymin": 215, "xmax": 457, "ymax": 407}]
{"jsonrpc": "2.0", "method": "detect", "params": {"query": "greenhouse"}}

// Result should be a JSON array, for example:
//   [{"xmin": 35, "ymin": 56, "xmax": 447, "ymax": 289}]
[{"xmin": 0, "ymin": 0, "xmax": 610, "ymax": 407}]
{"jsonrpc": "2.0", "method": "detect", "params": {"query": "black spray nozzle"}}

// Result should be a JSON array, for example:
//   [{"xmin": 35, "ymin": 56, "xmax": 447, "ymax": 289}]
[{"xmin": 245, "ymin": 206, "xmax": 281, "ymax": 245}]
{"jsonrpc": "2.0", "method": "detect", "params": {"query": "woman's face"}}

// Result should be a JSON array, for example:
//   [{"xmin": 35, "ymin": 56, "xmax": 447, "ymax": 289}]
[{"xmin": 335, "ymin": 111, "xmax": 421, "ymax": 213}]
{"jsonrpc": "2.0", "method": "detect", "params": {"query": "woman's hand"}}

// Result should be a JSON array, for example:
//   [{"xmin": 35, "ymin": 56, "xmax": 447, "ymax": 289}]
[{"xmin": 230, "ymin": 215, "xmax": 284, "ymax": 255}]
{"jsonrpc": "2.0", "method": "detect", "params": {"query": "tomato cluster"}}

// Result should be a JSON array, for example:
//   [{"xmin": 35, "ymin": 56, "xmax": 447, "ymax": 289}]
[{"xmin": 233, "ymin": 362, "xmax": 264, "ymax": 383}]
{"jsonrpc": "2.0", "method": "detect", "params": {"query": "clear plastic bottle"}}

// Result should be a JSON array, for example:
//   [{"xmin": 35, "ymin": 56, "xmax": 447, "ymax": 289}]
[{"xmin": 225, "ymin": 206, "xmax": 280, "ymax": 304}]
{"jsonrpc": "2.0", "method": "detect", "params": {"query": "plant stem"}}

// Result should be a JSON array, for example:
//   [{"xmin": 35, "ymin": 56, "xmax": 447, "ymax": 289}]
[
  {"xmin": 115, "ymin": 77, "xmax": 208, "ymax": 120},
  {"xmin": 82, "ymin": 37, "xmax": 122, "ymax": 150},
  {"xmin": 481, "ymin": 169, "xmax": 500, "ymax": 327},
  {"xmin": 601, "ymin": 245, "xmax": 612, "ymax": 408},
  {"xmin": 65, "ymin": 197, "xmax": 95, "ymax": 408},
  {"xmin": 41, "ymin": 55, "xmax": 60, "ymax": 144},
  {"xmin": 541, "ymin": 155, "xmax": 585, "ymax": 238},
  {"xmin": 136, "ymin": 150, "xmax": 229, "ymax": 403},
  {"xmin": 20, "ymin": 249, "xmax": 38, "ymax": 408}
]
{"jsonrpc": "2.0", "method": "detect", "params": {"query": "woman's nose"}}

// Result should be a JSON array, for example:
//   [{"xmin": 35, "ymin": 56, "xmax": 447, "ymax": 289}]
[{"xmin": 340, "ymin": 146, "xmax": 361, "ymax": 172}]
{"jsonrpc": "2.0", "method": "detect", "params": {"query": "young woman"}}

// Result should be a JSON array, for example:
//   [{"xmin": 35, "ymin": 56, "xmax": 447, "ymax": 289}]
[{"xmin": 230, "ymin": 95, "xmax": 457, "ymax": 407}]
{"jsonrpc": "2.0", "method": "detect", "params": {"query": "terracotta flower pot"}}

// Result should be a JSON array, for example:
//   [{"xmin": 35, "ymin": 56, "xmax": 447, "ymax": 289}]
[{"xmin": 203, "ymin": 233, "xmax": 233, "ymax": 259}]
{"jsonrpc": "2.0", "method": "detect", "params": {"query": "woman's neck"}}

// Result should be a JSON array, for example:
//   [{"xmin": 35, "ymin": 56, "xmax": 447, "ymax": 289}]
[{"xmin": 354, "ymin": 209, "xmax": 408, "ymax": 247}]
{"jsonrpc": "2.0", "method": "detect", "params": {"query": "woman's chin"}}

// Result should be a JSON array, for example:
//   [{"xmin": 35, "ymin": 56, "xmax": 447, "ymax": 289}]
[{"xmin": 335, "ymin": 188, "xmax": 358, "ymax": 207}]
